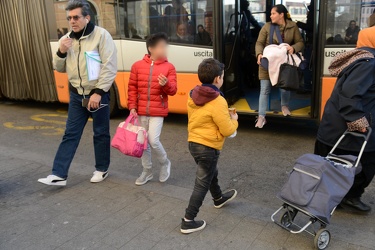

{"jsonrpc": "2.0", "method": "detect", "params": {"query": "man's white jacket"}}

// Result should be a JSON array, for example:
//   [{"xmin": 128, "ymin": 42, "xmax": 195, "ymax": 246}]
[{"xmin": 54, "ymin": 23, "xmax": 117, "ymax": 96}]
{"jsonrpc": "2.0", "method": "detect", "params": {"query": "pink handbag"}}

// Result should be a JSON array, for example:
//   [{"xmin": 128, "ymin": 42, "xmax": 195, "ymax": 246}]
[{"xmin": 111, "ymin": 114, "xmax": 148, "ymax": 158}]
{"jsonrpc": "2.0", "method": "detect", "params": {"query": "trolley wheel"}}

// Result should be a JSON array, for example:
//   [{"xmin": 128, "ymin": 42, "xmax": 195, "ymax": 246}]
[
  {"xmin": 280, "ymin": 210, "xmax": 295, "ymax": 228},
  {"xmin": 314, "ymin": 228, "xmax": 331, "ymax": 250}
]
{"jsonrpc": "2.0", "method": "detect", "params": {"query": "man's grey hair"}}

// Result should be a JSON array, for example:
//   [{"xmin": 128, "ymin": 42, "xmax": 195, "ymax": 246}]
[{"xmin": 65, "ymin": 0, "xmax": 91, "ymax": 16}]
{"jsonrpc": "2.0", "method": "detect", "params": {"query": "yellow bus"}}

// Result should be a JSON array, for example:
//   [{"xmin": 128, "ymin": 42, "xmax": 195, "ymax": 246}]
[{"xmin": 1, "ymin": 0, "xmax": 374, "ymax": 119}]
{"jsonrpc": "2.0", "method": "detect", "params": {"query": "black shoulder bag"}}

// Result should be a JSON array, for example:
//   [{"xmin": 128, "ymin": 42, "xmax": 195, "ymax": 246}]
[{"xmin": 276, "ymin": 53, "xmax": 304, "ymax": 90}]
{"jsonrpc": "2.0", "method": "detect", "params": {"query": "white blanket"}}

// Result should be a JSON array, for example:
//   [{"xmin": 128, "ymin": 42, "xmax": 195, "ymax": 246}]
[{"xmin": 263, "ymin": 43, "xmax": 303, "ymax": 86}]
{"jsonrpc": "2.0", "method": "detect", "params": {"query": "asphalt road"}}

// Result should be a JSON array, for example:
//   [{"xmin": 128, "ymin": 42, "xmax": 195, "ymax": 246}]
[{"xmin": 0, "ymin": 100, "xmax": 374, "ymax": 250}]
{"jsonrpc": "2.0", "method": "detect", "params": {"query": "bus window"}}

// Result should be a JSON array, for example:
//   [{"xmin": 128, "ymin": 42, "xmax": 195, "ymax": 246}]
[
  {"xmin": 54, "ymin": 1, "xmax": 70, "ymax": 38},
  {"xmin": 249, "ymin": 0, "xmax": 267, "ymax": 24},
  {"xmin": 121, "ymin": 0, "xmax": 213, "ymax": 47},
  {"xmin": 284, "ymin": 1, "xmax": 310, "ymax": 23},
  {"xmin": 53, "ymin": 0, "xmax": 120, "ymax": 38},
  {"xmin": 324, "ymin": 0, "xmax": 374, "ymax": 46}
]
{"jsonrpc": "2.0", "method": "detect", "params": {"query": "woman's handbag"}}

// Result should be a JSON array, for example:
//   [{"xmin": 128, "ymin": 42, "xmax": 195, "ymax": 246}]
[
  {"xmin": 276, "ymin": 53, "xmax": 304, "ymax": 90},
  {"xmin": 111, "ymin": 114, "xmax": 148, "ymax": 158}
]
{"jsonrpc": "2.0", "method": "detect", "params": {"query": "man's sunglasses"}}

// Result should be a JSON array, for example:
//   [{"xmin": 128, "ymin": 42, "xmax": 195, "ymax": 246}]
[{"xmin": 66, "ymin": 15, "xmax": 84, "ymax": 21}]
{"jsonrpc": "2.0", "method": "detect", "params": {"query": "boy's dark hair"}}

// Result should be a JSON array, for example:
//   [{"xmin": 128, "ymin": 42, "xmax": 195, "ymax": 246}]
[
  {"xmin": 198, "ymin": 58, "xmax": 225, "ymax": 84},
  {"xmin": 65, "ymin": 0, "xmax": 91, "ymax": 16},
  {"xmin": 146, "ymin": 33, "xmax": 168, "ymax": 55}
]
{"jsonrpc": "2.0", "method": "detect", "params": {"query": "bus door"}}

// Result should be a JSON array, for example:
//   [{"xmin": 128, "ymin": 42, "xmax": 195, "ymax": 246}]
[{"xmin": 214, "ymin": 0, "xmax": 242, "ymax": 105}]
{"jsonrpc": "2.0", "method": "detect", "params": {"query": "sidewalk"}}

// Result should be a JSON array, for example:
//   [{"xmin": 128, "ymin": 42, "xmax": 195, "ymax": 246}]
[{"xmin": 0, "ymin": 145, "xmax": 374, "ymax": 250}]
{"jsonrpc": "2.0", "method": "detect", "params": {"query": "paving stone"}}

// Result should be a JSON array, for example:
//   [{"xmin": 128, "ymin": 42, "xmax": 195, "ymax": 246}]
[
  {"xmin": 1, "ymin": 139, "xmax": 375, "ymax": 250},
  {"xmin": 137, "ymin": 212, "xmax": 181, "ymax": 242},
  {"xmin": 250, "ymin": 239, "xmax": 285, "ymax": 250},
  {"xmin": 119, "ymin": 235, "xmax": 157, "ymax": 250},
  {"xmin": 218, "ymin": 216, "xmax": 266, "ymax": 250},
  {"xmin": 255, "ymin": 222, "xmax": 291, "ymax": 245}
]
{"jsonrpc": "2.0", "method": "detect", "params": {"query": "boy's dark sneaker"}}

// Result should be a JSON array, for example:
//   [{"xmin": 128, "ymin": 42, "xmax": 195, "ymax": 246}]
[
  {"xmin": 214, "ymin": 189, "xmax": 237, "ymax": 209},
  {"xmin": 180, "ymin": 219, "xmax": 206, "ymax": 234}
]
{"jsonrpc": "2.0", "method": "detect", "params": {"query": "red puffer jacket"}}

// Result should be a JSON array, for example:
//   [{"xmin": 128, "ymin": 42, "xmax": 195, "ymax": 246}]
[{"xmin": 128, "ymin": 55, "xmax": 177, "ymax": 117}]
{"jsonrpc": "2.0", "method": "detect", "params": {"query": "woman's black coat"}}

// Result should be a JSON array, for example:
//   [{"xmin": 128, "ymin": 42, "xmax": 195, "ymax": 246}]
[{"xmin": 317, "ymin": 48, "xmax": 375, "ymax": 152}]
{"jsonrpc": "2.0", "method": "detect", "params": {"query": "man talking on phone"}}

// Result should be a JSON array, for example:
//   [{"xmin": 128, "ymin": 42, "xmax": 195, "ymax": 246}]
[{"xmin": 38, "ymin": 0, "xmax": 117, "ymax": 186}]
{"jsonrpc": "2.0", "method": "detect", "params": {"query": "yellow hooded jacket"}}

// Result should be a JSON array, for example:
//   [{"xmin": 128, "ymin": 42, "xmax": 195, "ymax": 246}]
[{"xmin": 187, "ymin": 84, "xmax": 238, "ymax": 150}]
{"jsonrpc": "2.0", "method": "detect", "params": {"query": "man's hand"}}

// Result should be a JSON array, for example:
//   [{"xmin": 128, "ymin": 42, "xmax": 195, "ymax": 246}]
[
  {"xmin": 130, "ymin": 108, "xmax": 138, "ymax": 117},
  {"xmin": 257, "ymin": 54, "xmax": 263, "ymax": 65},
  {"xmin": 287, "ymin": 45, "xmax": 295, "ymax": 54},
  {"xmin": 230, "ymin": 112, "xmax": 238, "ymax": 121},
  {"xmin": 158, "ymin": 74, "xmax": 168, "ymax": 86},
  {"xmin": 59, "ymin": 38, "xmax": 73, "ymax": 54},
  {"xmin": 88, "ymin": 93, "xmax": 101, "ymax": 110}
]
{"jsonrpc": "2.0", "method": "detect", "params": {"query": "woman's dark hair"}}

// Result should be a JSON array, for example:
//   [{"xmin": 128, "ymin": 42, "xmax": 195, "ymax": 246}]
[
  {"xmin": 197, "ymin": 24, "xmax": 204, "ymax": 29},
  {"xmin": 198, "ymin": 58, "xmax": 225, "ymax": 84},
  {"xmin": 272, "ymin": 4, "xmax": 291, "ymax": 22},
  {"xmin": 146, "ymin": 32, "xmax": 168, "ymax": 54}
]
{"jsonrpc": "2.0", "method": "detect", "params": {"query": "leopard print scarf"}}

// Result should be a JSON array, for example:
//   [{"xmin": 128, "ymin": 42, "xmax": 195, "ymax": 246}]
[{"xmin": 328, "ymin": 49, "xmax": 374, "ymax": 77}]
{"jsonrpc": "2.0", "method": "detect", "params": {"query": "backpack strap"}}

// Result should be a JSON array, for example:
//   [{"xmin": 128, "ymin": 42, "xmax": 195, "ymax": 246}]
[
  {"xmin": 269, "ymin": 24, "xmax": 284, "ymax": 44},
  {"xmin": 269, "ymin": 24, "xmax": 275, "ymax": 44}
]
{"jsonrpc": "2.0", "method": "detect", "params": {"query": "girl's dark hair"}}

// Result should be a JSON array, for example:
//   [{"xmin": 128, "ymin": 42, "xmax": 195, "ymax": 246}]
[
  {"xmin": 146, "ymin": 32, "xmax": 168, "ymax": 55},
  {"xmin": 272, "ymin": 4, "xmax": 291, "ymax": 22}
]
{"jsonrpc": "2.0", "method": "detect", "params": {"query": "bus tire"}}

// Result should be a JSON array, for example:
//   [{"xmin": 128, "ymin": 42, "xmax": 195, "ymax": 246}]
[{"xmin": 109, "ymin": 84, "xmax": 119, "ymax": 117}]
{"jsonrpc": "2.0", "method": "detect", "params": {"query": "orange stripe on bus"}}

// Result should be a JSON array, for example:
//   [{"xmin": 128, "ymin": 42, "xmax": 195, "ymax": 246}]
[
  {"xmin": 54, "ymin": 71, "xmax": 69, "ymax": 103},
  {"xmin": 320, "ymin": 77, "xmax": 337, "ymax": 119},
  {"xmin": 54, "ymin": 71, "xmax": 199, "ymax": 114}
]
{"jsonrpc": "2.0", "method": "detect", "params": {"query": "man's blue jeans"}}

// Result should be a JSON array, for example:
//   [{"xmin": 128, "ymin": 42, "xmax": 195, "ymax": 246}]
[
  {"xmin": 52, "ymin": 91, "xmax": 110, "ymax": 179},
  {"xmin": 185, "ymin": 142, "xmax": 222, "ymax": 220},
  {"xmin": 258, "ymin": 79, "xmax": 290, "ymax": 116}
]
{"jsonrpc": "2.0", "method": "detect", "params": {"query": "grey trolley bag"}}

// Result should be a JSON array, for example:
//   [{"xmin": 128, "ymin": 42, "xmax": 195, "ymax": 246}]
[{"xmin": 271, "ymin": 128, "xmax": 372, "ymax": 250}]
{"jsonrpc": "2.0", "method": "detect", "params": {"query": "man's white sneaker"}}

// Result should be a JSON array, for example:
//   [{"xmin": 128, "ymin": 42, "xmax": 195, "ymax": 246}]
[
  {"xmin": 159, "ymin": 159, "xmax": 171, "ymax": 183},
  {"xmin": 38, "ymin": 175, "xmax": 67, "ymax": 186},
  {"xmin": 135, "ymin": 170, "xmax": 153, "ymax": 186},
  {"xmin": 90, "ymin": 171, "xmax": 109, "ymax": 183}
]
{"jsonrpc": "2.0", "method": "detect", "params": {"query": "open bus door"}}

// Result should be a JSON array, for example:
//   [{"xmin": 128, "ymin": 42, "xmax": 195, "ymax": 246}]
[
  {"xmin": 214, "ymin": 0, "xmax": 242, "ymax": 105},
  {"xmin": 215, "ymin": 0, "xmax": 316, "ymax": 118},
  {"xmin": 214, "ymin": 0, "xmax": 273, "ymax": 107}
]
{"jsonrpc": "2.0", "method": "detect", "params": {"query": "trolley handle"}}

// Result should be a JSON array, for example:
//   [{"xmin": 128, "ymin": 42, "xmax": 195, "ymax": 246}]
[
  {"xmin": 344, "ymin": 127, "xmax": 372, "ymax": 141},
  {"xmin": 328, "ymin": 127, "xmax": 372, "ymax": 168}
]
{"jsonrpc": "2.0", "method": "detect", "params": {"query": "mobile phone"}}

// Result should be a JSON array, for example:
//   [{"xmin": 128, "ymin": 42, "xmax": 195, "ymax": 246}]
[{"xmin": 82, "ymin": 98, "xmax": 89, "ymax": 107}]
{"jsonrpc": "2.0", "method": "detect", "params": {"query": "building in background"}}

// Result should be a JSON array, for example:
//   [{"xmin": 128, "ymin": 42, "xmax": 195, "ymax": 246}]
[{"xmin": 54, "ymin": 0, "xmax": 118, "ymax": 37}]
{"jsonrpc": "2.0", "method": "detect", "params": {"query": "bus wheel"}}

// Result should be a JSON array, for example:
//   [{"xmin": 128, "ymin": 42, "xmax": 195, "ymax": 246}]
[{"xmin": 109, "ymin": 85, "xmax": 119, "ymax": 117}]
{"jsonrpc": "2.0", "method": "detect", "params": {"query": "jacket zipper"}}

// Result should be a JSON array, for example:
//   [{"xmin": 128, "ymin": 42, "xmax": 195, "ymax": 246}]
[
  {"xmin": 146, "ymin": 61, "xmax": 154, "ymax": 116},
  {"xmin": 160, "ymin": 95, "xmax": 165, "ymax": 108},
  {"xmin": 77, "ymin": 39, "xmax": 85, "ymax": 95},
  {"xmin": 293, "ymin": 167, "xmax": 320, "ymax": 180}
]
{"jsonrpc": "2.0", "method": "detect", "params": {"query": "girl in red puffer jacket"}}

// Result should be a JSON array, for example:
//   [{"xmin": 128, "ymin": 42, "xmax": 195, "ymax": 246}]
[{"xmin": 128, "ymin": 33, "xmax": 177, "ymax": 186}]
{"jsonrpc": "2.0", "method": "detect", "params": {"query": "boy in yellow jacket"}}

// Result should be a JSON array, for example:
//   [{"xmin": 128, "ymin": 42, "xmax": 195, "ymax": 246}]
[{"xmin": 181, "ymin": 58, "xmax": 239, "ymax": 234}]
